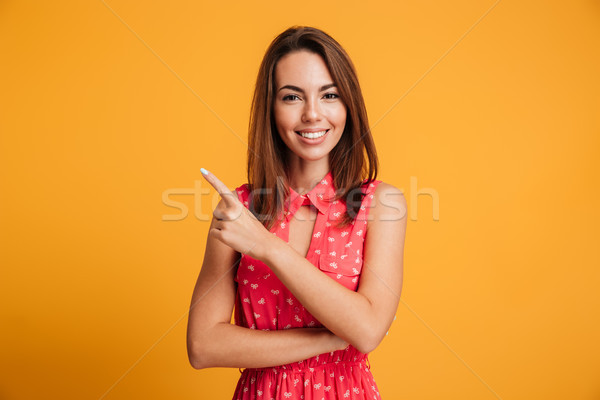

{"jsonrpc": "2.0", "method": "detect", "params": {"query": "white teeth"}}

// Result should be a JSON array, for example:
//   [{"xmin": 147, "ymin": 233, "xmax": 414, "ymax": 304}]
[{"xmin": 298, "ymin": 130, "xmax": 327, "ymax": 139}]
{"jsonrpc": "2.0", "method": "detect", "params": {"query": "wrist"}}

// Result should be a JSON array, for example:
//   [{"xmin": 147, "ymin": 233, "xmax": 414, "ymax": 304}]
[
  {"xmin": 254, "ymin": 231, "xmax": 286, "ymax": 264},
  {"xmin": 321, "ymin": 329, "xmax": 348, "ymax": 352}
]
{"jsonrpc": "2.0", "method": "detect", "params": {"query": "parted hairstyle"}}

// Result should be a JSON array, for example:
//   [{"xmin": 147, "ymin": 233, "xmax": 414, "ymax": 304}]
[{"xmin": 246, "ymin": 25, "xmax": 379, "ymax": 230}]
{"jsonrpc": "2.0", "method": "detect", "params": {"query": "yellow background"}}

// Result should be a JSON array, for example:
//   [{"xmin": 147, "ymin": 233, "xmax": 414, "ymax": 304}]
[{"xmin": 1, "ymin": 1, "xmax": 599, "ymax": 399}]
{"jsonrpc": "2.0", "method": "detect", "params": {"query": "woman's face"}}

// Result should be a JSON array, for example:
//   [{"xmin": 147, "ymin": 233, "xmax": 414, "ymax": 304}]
[{"xmin": 273, "ymin": 50, "xmax": 347, "ymax": 165}]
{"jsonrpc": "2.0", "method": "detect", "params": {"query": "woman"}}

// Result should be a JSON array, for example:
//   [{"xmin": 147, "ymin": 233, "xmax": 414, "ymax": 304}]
[{"xmin": 187, "ymin": 26, "xmax": 407, "ymax": 399}]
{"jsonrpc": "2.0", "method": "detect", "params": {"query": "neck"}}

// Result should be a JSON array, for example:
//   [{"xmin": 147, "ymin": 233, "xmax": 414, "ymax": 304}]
[{"xmin": 286, "ymin": 158, "xmax": 330, "ymax": 195}]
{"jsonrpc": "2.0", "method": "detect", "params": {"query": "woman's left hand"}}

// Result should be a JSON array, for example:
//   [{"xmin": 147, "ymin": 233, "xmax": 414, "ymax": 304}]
[{"xmin": 200, "ymin": 168, "xmax": 278, "ymax": 261}]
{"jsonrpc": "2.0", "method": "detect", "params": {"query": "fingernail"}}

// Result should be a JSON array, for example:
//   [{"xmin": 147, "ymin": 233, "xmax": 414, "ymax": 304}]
[{"xmin": 200, "ymin": 168, "xmax": 209, "ymax": 175}]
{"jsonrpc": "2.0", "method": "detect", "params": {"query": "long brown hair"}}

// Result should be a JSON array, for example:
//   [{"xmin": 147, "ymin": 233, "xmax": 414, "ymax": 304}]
[{"xmin": 246, "ymin": 25, "xmax": 378, "ymax": 230}]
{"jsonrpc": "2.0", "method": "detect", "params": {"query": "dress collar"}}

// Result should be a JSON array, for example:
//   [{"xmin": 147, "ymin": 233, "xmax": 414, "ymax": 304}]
[{"xmin": 286, "ymin": 170, "xmax": 336, "ymax": 216}]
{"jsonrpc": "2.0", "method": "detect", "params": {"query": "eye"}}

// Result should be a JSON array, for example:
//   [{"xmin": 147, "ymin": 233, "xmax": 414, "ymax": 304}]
[
  {"xmin": 324, "ymin": 93, "xmax": 340, "ymax": 100},
  {"xmin": 282, "ymin": 94, "xmax": 300, "ymax": 101}
]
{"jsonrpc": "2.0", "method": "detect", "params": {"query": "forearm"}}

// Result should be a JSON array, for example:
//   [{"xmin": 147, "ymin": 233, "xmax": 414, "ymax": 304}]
[
  {"xmin": 262, "ymin": 241, "xmax": 377, "ymax": 353},
  {"xmin": 188, "ymin": 324, "xmax": 341, "ymax": 370}
]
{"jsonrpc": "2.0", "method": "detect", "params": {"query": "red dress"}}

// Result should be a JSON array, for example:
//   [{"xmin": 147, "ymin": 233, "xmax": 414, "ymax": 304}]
[{"xmin": 232, "ymin": 170, "xmax": 383, "ymax": 400}]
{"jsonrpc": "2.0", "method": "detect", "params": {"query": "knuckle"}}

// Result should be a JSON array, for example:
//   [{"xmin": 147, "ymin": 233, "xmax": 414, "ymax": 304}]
[
  {"xmin": 224, "ymin": 207, "xmax": 242, "ymax": 220},
  {"xmin": 222, "ymin": 210, "xmax": 235, "ymax": 220}
]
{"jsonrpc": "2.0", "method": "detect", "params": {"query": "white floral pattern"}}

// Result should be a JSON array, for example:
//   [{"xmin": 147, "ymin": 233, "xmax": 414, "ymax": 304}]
[{"xmin": 232, "ymin": 171, "xmax": 383, "ymax": 400}]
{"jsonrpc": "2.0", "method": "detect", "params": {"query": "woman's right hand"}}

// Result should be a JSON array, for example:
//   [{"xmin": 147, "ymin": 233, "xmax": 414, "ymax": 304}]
[
  {"xmin": 333, "ymin": 335, "xmax": 350, "ymax": 351},
  {"xmin": 317, "ymin": 328, "xmax": 349, "ymax": 351},
  {"xmin": 200, "ymin": 168, "xmax": 280, "ymax": 261}
]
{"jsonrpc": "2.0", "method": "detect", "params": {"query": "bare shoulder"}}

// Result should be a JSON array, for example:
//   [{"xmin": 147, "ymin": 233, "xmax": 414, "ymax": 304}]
[{"xmin": 368, "ymin": 181, "xmax": 407, "ymax": 225}]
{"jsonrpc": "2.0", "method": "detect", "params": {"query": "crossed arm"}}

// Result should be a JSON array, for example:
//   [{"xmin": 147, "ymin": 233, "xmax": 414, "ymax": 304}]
[
  {"xmin": 261, "ymin": 183, "xmax": 406, "ymax": 354},
  {"xmin": 186, "ymin": 221, "xmax": 347, "ymax": 370},
  {"xmin": 186, "ymin": 176, "xmax": 407, "ymax": 369}
]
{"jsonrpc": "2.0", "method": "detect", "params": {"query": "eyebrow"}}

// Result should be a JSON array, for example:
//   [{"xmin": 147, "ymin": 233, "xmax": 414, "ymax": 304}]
[{"xmin": 277, "ymin": 83, "xmax": 337, "ymax": 93}]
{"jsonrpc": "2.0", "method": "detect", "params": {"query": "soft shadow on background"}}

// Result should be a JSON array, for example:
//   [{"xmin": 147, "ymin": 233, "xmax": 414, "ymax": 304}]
[{"xmin": 1, "ymin": 1, "xmax": 599, "ymax": 399}]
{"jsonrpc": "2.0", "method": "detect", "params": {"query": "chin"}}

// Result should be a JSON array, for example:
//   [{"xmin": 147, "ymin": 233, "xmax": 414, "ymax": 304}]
[
  {"xmin": 300, "ymin": 154, "xmax": 329, "ymax": 162},
  {"xmin": 291, "ymin": 144, "xmax": 333, "ymax": 159}
]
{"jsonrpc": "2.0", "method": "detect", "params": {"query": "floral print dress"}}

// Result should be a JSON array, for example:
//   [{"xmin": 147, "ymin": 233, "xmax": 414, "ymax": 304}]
[{"xmin": 232, "ymin": 170, "xmax": 383, "ymax": 400}]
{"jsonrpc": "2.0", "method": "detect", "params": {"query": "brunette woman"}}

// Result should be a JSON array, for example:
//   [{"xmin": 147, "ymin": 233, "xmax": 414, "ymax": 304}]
[{"xmin": 187, "ymin": 25, "xmax": 407, "ymax": 400}]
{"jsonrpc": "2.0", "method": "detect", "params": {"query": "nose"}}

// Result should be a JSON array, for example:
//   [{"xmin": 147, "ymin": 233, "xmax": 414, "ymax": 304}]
[{"xmin": 301, "ymin": 97, "xmax": 322, "ymax": 122}]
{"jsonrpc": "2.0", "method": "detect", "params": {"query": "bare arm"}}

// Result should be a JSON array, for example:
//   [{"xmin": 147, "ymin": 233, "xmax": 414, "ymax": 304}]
[
  {"xmin": 261, "ymin": 183, "xmax": 407, "ymax": 354},
  {"xmin": 186, "ymin": 214, "xmax": 347, "ymax": 370}
]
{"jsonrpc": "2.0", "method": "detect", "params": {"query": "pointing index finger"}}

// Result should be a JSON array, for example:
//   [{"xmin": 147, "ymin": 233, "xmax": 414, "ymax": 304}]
[{"xmin": 200, "ymin": 168, "xmax": 238, "ymax": 204}]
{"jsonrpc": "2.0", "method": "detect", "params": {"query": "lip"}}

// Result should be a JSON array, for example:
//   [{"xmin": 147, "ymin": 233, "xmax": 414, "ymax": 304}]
[
  {"xmin": 295, "ymin": 129, "xmax": 329, "ymax": 145},
  {"xmin": 295, "ymin": 128, "xmax": 329, "ymax": 133}
]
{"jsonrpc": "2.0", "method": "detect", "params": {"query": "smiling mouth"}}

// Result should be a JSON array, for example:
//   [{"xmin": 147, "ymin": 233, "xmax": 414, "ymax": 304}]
[{"xmin": 295, "ymin": 129, "xmax": 329, "ymax": 139}]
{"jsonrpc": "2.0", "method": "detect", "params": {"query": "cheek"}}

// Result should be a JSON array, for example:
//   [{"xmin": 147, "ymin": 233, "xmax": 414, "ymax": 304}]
[
  {"xmin": 330, "ymin": 105, "xmax": 347, "ymax": 127},
  {"xmin": 340, "ymin": 109, "xmax": 347, "ymax": 124},
  {"xmin": 273, "ymin": 112, "xmax": 294, "ymax": 144},
  {"xmin": 273, "ymin": 106, "xmax": 294, "ymax": 128}
]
